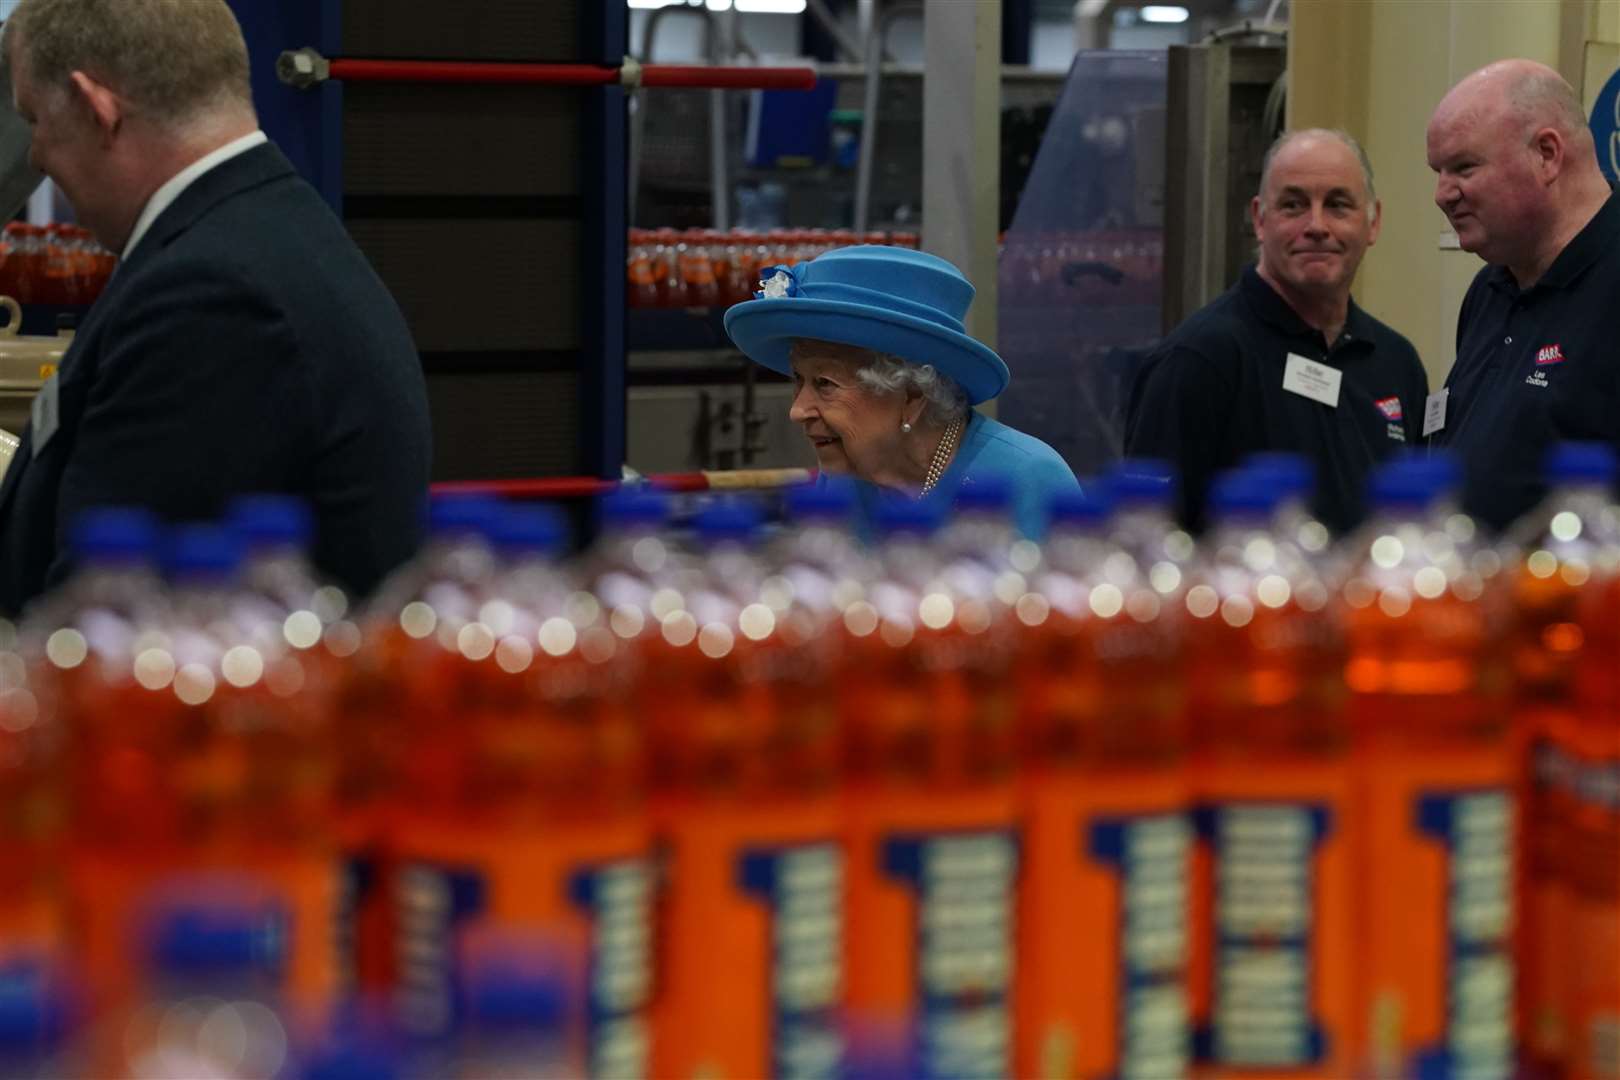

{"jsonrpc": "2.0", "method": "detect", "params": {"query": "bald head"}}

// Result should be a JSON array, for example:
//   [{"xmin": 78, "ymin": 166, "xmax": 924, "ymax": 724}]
[
  {"xmin": 1259, "ymin": 128, "xmax": 1377, "ymax": 216},
  {"xmin": 1433, "ymin": 60, "xmax": 1592, "ymax": 152},
  {"xmin": 1427, "ymin": 58, "xmax": 1609, "ymax": 285}
]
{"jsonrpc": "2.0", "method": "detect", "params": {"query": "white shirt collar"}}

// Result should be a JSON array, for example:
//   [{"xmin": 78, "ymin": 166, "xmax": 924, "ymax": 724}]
[{"xmin": 120, "ymin": 130, "xmax": 269, "ymax": 259}]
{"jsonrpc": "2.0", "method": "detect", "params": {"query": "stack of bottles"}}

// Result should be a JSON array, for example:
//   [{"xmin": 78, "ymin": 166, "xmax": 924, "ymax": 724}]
[
  {"xmin": 0, "ymin": 222, "xmax": 116, "ymax": 308},
  {"xmin": 1, "ymin": 449, "xmax": 1617, "ymax": 1079},
  {"xmin": 627, "ymin": 228, "xmax": 920, "ymax": 309}
]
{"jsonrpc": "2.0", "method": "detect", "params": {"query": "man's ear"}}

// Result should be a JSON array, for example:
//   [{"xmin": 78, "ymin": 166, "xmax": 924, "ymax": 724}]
[
  {"xmin": 67, "ymin": 70, "xmax": 122, "ymax": 143},
  {"xmin": 1528, "ymin": 124, "xmax": 1566, "ymax": 184}
]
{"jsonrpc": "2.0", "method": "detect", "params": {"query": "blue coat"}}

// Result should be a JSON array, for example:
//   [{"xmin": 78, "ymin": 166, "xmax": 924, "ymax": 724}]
[
  {"xmin": 851, "ymin": 410, "xmax": 1079, "ymax": 537},
  {"xmin": 0, "ymin": 142, "xmax": 432, "ymax": 615}
]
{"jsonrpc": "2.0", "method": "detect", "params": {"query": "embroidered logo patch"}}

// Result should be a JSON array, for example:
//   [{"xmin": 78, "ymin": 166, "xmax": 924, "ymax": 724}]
[
  {"xmin": 1536, "ymin": 344, "xmax": 1565, "ymax": 366},
  {"xmin": 1375, "ymin": 396, "xmax": 1404, "ymax": 422}
]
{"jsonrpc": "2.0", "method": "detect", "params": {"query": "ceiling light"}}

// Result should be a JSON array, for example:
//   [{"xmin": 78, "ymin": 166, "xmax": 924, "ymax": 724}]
[
  {"xmin": 1141, "ymin": 5, "xmax": 1190, "ymax": 22},
  {"xmin": 736, "ymin": 0, "xmax": 808, "ymax": 10}
]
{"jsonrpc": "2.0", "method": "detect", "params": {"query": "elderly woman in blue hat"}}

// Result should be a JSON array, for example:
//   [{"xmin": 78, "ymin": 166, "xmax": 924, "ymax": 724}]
[{"xmin": 724, "ymin": 245, "xmax": 1077, "ymax": 535}]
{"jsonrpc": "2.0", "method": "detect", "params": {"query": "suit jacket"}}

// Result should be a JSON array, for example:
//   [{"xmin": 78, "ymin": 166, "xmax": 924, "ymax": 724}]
[{"xmin": 0, "ymin": 142, "xmax": 432, "ymax": 616}]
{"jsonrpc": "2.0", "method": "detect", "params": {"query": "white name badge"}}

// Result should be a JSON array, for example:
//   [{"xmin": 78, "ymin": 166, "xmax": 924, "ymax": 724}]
[
  {"xmin": 1422, "ymin": 388, "xmax": 1449, "ymax": 437},
  {"xmin": 30, "ymin": 373, "xmax": 60, "ymax": 456},
  {"xmin": 1282, "ymin": 352, "xmax": 1342, "ymax": 408}
]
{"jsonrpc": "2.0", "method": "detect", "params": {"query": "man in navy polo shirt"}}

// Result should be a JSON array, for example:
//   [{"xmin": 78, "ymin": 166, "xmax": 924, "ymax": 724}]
[
  {"xmin": 1425, "ymin": 59, "xmax": 1619, "ymax": 532},
  {"xmin": 1126, "ymin": 129, "xmax": 1429, "ymax": 533}
]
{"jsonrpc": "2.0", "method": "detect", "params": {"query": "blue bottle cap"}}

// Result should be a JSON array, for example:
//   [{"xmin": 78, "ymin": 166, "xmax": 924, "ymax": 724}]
[
  {"xmin": 489, "ymin": 505, "xmax": 568, "ymax": 557},
  {"xmin": 162, "ymin": 525, "xmax": 244, "ymax": 582},
  {"xmin": 69, "ymin": 507, "xmax": 159, "ymax": 566},
  {"xmin": 597, "ymin": 490, "xmax": 671, "ymax": 528},
  {"xmin": 1545, "ymin": 442, "xmax": 1618, "ymax": 485},
  {"xmin": 1370, "ymin": 454, "xmax": 1457, "ymax": 510},
  {"xmin": 693, "ymin": 500, "xmax": 763, "ymax": 542},
  {"xmin": 428, "ymin": 494, "xmax": 504, "ymax": 540},
  {"xmin": 300, "ymin": 1035, "xmax": 401, "ymax": 1080},
  {"xmin": 0, "ymin": 961, "xmax": 73, "ymax": 1053},
  {"xmin": 1047, "ymin": 485, "xmax": 1114, "ymax": 527},
  {"xmin": 1240, "ymin": 452, "xmax": 1315, "ymax": 499},
  {"xmin": 785, "ymin": 476, "xmax": 856, "ymax": 522},
  {"xmin": 953, "ymin": 473, "xmax": 1014, "ymax": 514},
  {"xmin": 1207, "ymin": 470, "xmax": 1280, "ymax": 520},
  {"xmin": 227, "ymin": 495, "xmax": 314, "ymax": 551},
  {"xmin": 145, "ymin": 896, "xmax": 288, "ymax": 979},
  {"xmin": 466, "ymin": 970, "xmax": 570, "ymax": 1034},
  {"xmin": 1108, "ymin": 458, "xmax": 1177, "ymax": 507},
  {"xmin": 873, "ymin": 499, "xmax": 944, "ymax": 538}
]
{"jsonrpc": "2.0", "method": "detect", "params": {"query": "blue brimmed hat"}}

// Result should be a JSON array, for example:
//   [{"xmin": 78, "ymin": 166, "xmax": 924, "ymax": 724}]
[{"xmin": 722, "ymin": 245, "xmax": 1011, "ymax": 405}]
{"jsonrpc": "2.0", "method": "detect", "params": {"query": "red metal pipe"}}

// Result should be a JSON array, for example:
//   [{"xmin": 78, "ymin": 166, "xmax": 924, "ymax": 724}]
[
  {"xmin": 431, "ymin": 468, "xmax": 814, "ymax": 501},
  {"xmin": 323, "ymin": 57, "xmax": 815, "ymax": 91},
  {"xmin": 328, "ymin": 59, "xmax": 617, "ymax": 86}
]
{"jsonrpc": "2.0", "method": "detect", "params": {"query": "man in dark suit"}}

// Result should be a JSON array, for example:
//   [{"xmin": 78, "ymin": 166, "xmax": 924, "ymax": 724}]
[{"xmin": 0, "ymin": 0, "xmax": 432, "ymax": 616}]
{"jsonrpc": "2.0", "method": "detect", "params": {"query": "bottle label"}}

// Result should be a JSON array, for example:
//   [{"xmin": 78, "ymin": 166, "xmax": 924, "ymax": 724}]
[
  {"xmin": 739, "ymin": 842, "xmax": 845, "ymax": 1080},
  {"xmin": 1200, "ymin": 802, "xmax": 1329, "ymax": 1067},
  {"xmin": 394, "ymin": 855, "xmax": 653, "ymax": 1078},
  {"xmin": 393, "ymin": 862, "xmax": 486, "ymax": 1039},
  {"xmin": 1090, "ymin": 813, "xmax": 1191, "ymax": 1080},
  {"xmin": 1414, "ymin": 790, "xmax": 1515, "ymax": 1080},
  {"xmin": 1568, "ymin": 746, "xmax": 1620, "ymax": 1078},
  {"xmin": 884, "ymin": 830, "xmax": 1017, "ymax": 1079},
  {"xmin": 569, "ymin": 859, "xmax": 655, "ymax": 1079}
]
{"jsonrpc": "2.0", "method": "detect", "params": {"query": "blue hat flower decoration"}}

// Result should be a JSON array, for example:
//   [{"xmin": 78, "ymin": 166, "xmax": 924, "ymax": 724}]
[{"xmin": 723, "ymin": 245, "xmax": 1011, "ymax": 405}]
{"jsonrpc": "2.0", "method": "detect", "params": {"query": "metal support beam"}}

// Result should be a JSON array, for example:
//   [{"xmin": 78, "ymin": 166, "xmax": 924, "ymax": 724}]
[{"xmin": 923, "ymin": 1, "xmax": 1002, "ymax": 364}]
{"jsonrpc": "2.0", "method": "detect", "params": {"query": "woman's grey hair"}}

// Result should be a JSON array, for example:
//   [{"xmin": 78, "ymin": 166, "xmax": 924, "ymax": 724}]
[
  {"xmin": 2, "ymin": 0, "xmax": 254, "ymax": 131},
  {"xmin": 855, "ymin": 351, "xmax": 970, "ymax": 427}
]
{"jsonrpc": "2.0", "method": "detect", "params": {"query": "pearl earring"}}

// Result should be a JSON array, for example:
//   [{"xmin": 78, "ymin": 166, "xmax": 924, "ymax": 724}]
[{"xmin": 901, "ymin": 421, "xmax": 912, "ymax": 433}]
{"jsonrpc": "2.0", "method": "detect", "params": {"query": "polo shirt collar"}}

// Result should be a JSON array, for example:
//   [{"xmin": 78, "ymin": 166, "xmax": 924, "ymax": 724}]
[
  {"xmin": 1239, "ymin": 263, "xmax": 1374, "ymax": 347},
  {"xmin": 1488, "ymin": 187, "xmax": 1620, "ymax": 295}
]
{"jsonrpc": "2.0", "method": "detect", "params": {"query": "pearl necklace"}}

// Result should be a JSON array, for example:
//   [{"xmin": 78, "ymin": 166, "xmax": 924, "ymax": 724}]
[{"xmin": 918, "ymin": 416, "xmax": 964, "ymax": 495}]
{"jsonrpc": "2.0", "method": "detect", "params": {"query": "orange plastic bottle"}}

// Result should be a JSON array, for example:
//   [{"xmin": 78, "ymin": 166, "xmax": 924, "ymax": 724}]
[
  {"xmin": 371, "ymin": 504, "xmax": 651, "ymax": 1077},
  {"xmin": 626, "ymin": 230, "xmax": 659, "ymax": 309},
  {"xmin": 1015, "ymin": 484, "xmax": 1192, "ymax": 1080},
  {"xmin": 840, "ymin": 500, "xmax": 1020, "ymax": 1079},
  {"xmin": 645, "ymin": 500, "xmax": 847, "ymax": 1079},
  {"xmin": 0, "ymin": 611, "xmax": 72, "ymax": 1073},
  {"xmin": 33, "ymin": 522, "xmax": 341, "ymax": 1067},
  {"xmin": 1509, "ymin": 444, "xmax": 1620, "ymax": 1079},
  {"xmin": 1340, "ymin": 456, "xmax": 1516, "ymax": 1079},
  {"xmin": 1184, "ymin": 468, "xmax": 1355, "ymax": 1079},
  {"xmin": 40, "ymin": 224, "xmax": 74, "ymax": 308},
  {"xmin": 678, "ymin": 228, "xmax": 719, "ymax": 308}
]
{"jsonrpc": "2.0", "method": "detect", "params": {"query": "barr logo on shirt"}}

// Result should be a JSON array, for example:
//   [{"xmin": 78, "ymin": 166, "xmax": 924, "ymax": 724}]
[{"xmin": 1374, "ymin": 396, "xmax": 1404, "ymax": 422}]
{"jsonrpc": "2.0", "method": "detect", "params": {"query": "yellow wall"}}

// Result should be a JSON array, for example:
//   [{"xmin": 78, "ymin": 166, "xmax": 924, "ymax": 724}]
[{"xmin": 1289, "ymin": 0, "xmax": 1617, "ymax": 388}]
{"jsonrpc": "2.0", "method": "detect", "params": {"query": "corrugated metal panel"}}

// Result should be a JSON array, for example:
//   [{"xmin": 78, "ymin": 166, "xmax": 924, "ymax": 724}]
[
  {"xmin": 343, "ymin": 83, "xmax": 582, "ymax": 197},
  {"xmin": 427, "ymin": 370, "xmax": 581, "ymax": 480},
  {"xmin": 341, "ymin": 0, "xmax": 580, "ymax": 62},
  {"xmin": 346, "ymin": 219, "xmax": 581, "ymax": 353}
]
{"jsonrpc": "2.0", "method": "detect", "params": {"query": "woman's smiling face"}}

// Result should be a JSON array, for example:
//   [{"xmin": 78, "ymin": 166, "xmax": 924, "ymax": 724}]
[{"xmin": 787, "ymin": 340, "xmax": 907, "ymax": 481}]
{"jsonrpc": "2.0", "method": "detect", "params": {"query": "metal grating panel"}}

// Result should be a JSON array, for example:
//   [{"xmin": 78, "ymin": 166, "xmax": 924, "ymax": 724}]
[
  {"xmin": 343, "ymin": 84, "xmax": 582, "ymax": 197},
  {"xmin": 346, "ymin": 219, "xmax": 581, "ymax": 353},
  {"xmin": 341, "ymin": 0, "xmax": 580, "ymax": 62},
  {"xmin": 427, "ymin": 370, "xmax": 581, "ymax": 480}
]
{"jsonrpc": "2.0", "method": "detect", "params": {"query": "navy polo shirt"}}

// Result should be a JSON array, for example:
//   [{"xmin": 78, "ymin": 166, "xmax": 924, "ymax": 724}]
[
  {"xmin": 1125, "ymin": 264, "xmax": 1429, "ymax": 533},
  {"xmin": 1433, "ymin": 191, "xmax": 1620, "ymax": 532}
]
